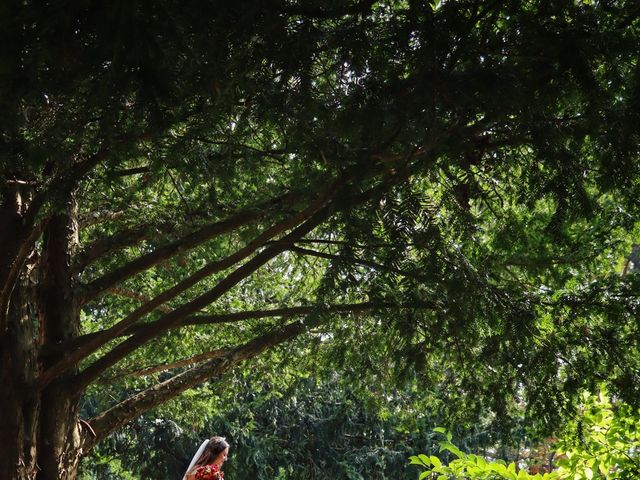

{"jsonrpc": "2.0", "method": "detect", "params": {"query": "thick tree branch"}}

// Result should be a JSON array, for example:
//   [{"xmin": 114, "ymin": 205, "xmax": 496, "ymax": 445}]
[
  {"xmin": 112, "ymin": 348, "xmax": 230, "ymax": 378},
  {"xmin": 72, "ymin": 224, "xmax": 155, "ymax": 275},
  {"xmin": 41, "ymin": 300, "xmax": 437, "ymax": 357},
  {"xmin": 38, "ymin": 177, "xmax": 344, "ymax": 387},
  {"xmin": 72, "ymin": 189, "xmax": 341, "ymax": 390},
  {"xmin": 83, "ymin": 314, "xmax": 327, "ymax": 450},
  {"xmin": 183, "ymin": 135, "xmax": 289, "ymax": 159},
  {"xmin": 79, "ymin": 193, "xmax": 297, "ymax": 304},
  {"xmin": 124, "ymin": 300, "xmax": 438, "ymax": 340},
  {"xmin": 289, "ymin": 238, "xmax": 415, "ymax": 249},
  {"xmin": 106, "ymin": 300, "xmax": 438, "ymax": 379},
  {"xmin": 178, "ymin": 302, "xmax": 390, "ymax": 328}
]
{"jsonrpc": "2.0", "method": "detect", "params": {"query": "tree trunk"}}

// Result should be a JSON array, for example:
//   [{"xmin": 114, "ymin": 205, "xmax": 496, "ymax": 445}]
[
  {"xmin": 0, "ymin": 279, "xmax": 41, "ymax": 480},
  {"xmin": 0, "ymin": 186, "xmax": 84, "ymax": 480},
  {"xmin": 36, "ymin": 195, "xmax": 83, "ymax": 480},
  {"xmin": 0, "ymin": 185, "xmax": 40, "ymax": 480}
]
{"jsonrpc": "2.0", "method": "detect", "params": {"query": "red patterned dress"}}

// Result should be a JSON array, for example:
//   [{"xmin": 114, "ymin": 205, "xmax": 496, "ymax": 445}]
[{"xmin": 193, "ymin": 463, "xmax": 224, "ymax": 480}]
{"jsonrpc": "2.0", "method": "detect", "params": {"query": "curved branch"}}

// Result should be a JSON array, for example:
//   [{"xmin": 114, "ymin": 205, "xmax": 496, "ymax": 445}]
[
  {"xmin": 83, "ymin": 313, "xmax": 328, "ymax": 450},
  {"xmin": 38, "ymin": 177, "xmax": 344, "ymax": 388},
  {"xmin": 72, "ymin": 190, "xmax": 340, "ymax": 390},
  {"xmin": 79, "ymin": 193, "xmax": 297, "ymax": 304},
  {"xmin": 109, "ymin": 348, "xmax": 230, "ymax": 378},
  {"xmin": 103, "ymin": 300, "xmax": 438, "ymax": 379},
  {"xmin": 40, "ymin": 300, "xmax": 436, "ymax": 357},
  {"xmin": 182, "ymin": 135, "xmax": 289, "ymax": 159},
  {"xmin": 131, "ymin": 300, "xmax": 438, "ymax": 336},
  {"xmin": 287, "ymin": 238, "xmax": 419, "ymax": 250},
  {"xmin": 72, "ymin": 224, "xmax": 154, "ymax": 274}
]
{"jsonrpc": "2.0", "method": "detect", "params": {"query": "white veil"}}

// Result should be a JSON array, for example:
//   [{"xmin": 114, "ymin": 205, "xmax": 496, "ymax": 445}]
[{"xmin": 182, "ymin": 439, "xmax": 209, "ymax": 480}]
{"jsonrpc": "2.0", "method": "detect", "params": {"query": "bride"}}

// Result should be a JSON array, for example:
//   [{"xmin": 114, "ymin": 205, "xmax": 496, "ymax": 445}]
[{"xmin": 183, "ymin": 436, "xmax": 230, "ymax": 480}]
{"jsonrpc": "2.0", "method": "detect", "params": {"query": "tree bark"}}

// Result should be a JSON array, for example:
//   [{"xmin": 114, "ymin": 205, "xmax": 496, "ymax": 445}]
[
  {"xmin": 0, "ymin": 160, "xmax": 409, "ymax": 479},
  {"xmin": 0, "ymin": 185, "xmax": 40, "ymax": 480},
  {"xmin": 0, "ymin": 187, "xmax": 86, "ymax": 480},
  {"xmin": 0, "ymin": 282, "xmax": 41, "ymax": 480},
  {"xmin": 35, "ymin": 194, "xmax": 84, "ymax": 480}
]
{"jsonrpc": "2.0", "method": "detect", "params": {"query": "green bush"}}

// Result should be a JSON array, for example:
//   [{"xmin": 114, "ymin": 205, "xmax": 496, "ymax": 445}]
[{"xmin": 411, "ymin": 392, "xmax": 640, "ymax": 479}]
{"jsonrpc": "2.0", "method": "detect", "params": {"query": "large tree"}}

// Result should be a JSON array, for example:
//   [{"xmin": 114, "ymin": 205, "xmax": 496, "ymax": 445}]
[{"xmin": 2, "ymin": 1, "xmax": 640, "ymax": 478}]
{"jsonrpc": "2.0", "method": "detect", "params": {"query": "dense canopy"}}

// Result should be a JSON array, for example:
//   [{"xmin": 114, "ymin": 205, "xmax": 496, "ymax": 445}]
[{"xmin": 1, "ymin": 1, "xmax": 640, "ymax": 479}]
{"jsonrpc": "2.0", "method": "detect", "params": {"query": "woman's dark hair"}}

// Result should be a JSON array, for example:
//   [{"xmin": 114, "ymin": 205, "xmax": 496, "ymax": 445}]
[{"xmin": 190, "ymin": 436, "xmax": 230, "ymax": 471}]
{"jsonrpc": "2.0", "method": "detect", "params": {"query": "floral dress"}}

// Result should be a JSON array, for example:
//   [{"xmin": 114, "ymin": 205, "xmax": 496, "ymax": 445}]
[{"xmin": 193, "ymin": 463, "xmax": 224, "ymax": 480}]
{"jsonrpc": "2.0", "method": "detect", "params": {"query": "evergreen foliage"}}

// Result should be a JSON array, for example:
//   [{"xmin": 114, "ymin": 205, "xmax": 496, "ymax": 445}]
[
  {"xmin": 80, "ymin": 376, "xmax": 492, "ymax": 480},
  {"xmin": 1, "ymin": 1, "xmax": 640, "ymax": 477}
]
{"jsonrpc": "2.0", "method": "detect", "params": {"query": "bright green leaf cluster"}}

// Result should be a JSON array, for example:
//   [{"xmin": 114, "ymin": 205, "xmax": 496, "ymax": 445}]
[
  {"xmin": 412, "ymin": 394, "xmax": 640, "ymax": 479},
  {"xmin": 555, "ymin": 391, "xmax": 640, "ymax": 479},
  {"xmin": 411, "ymin": 429, "xmax": 560, "ymax": 480}
]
